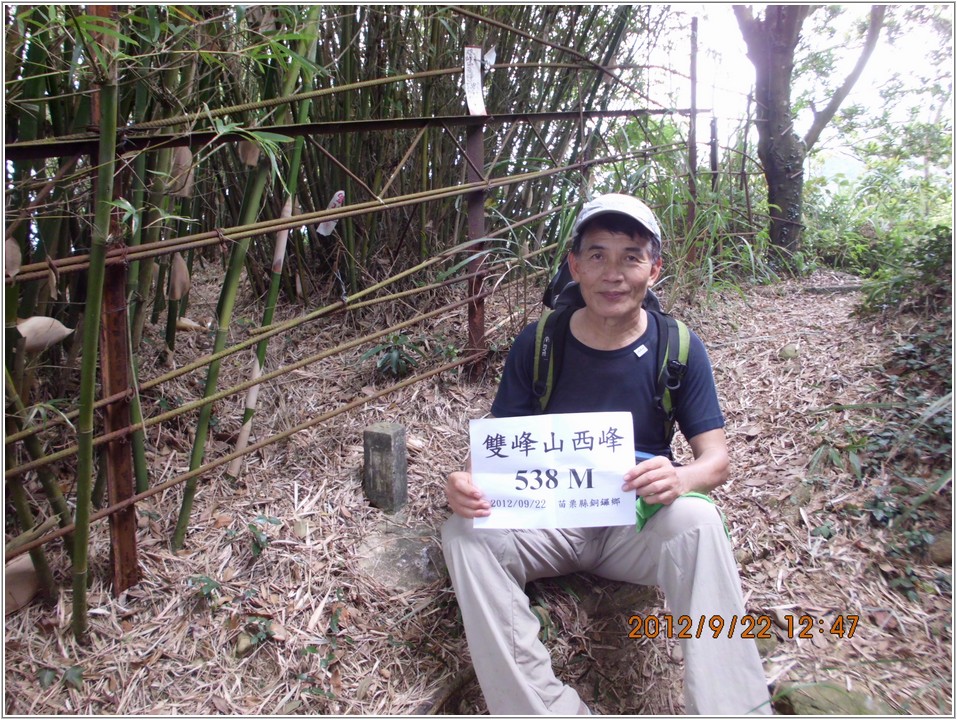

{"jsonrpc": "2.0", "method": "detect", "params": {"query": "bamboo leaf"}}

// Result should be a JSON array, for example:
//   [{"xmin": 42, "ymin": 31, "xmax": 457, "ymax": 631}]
[
  {"xmin": 245, "ymin": 130, "xmax": 294, "ymax": 145},
  {"xmin": 17, "ymin": 316, "xmax": 74, "ymax": 352},
  {"xmin": 167, "ymin": 252, "xmax": 191, "ymax": 300},
  {"xmin": 62, "ymin": 665, "xmax": 84, "ymax": 690},
  {"xmin": 108, "ymin": 197, "xmax": 141, "ymax": 237},
  {"xmin": 72, "ymin": 14, "xmax": 139, "ymax": 47},
  {"xmin": 5, "ymin": 239, "xmax": 22, "ymax": 279},
  {"xmin": 436, "ymin": 243, "xmax": 504, "ymax": 281}
]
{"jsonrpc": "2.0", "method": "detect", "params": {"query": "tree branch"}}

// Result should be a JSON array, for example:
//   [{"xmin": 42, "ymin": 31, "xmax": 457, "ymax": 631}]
[
  {"xmin": 803, "ymin": 5, "xmax": 886, "ymax": 150},
  {"xmin": 732, "ymin": 5, "xmax": 760, "ymax": 50}
]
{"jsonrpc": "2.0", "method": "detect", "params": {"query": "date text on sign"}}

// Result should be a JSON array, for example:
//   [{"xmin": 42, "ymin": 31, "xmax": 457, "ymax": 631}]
[{"xmin": 470, "ymin": 411, "xmax": 636, "ymax": 530}]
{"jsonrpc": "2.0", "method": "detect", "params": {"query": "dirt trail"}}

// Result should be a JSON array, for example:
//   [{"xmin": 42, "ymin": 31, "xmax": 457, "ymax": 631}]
[{"xmin": 4, "ymin": 271, "xmax": 951, "ymax": 714}]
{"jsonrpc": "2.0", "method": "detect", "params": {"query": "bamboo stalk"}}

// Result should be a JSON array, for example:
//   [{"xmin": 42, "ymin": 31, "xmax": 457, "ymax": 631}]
[
  {"xmin": 129, "ymin": 56, "xmax": 181, "ymax": 348},
  {"xmin": 227, "ymin": 5, "xmax": 321, "ymax": 480},
  {"xmin": 171, "ymin": 162, "xmax": 271, "ymax": 550},
  {"xmin": 72, "ymin": 4, "xmax": 119, "ymax": 643}
]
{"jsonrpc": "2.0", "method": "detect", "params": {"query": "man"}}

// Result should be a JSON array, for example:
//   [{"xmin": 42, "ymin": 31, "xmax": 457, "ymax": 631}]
[{"xmin": 442, "ymin": 194, "xmax": 771, "ymax": 715}]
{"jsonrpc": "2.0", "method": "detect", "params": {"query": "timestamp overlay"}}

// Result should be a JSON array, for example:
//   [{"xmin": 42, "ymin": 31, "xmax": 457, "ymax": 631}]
[{"xmin": 626, "ymin": 614, "xmax": 860, "ymax": 640}]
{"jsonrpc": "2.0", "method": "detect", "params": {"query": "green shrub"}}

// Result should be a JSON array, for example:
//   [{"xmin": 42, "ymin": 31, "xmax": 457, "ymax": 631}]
[
  {"xmin": 857, "ymin": 224, "xmax": 953, "ymax": 316},
  {"xmin": 361, "ymin": 333, "xmax": 424, "ymax": 379}
]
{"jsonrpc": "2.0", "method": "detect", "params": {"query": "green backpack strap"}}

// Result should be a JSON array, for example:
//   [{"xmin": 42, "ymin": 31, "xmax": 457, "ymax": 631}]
[
  {"xmin": 532, "ymin": 307, "xmax": 572, "ymax": 413},
  {"xmin": 654, "ymin": 313, "xmax": 690, "ymax": 444}
]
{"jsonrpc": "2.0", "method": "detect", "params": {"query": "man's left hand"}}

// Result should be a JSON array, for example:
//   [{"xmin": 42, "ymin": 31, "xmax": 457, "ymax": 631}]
[{"xmin": 622, "ymin": 456, "xmax": 687, "ymax": 506}]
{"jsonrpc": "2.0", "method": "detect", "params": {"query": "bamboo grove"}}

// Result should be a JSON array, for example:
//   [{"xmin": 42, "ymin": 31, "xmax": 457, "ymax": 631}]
[{"xmin": 5, "ymin": 5, "xmax": 769, "ymax": 641}]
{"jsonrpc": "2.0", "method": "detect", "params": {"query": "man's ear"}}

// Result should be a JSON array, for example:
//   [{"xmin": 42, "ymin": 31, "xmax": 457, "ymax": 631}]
[
  {"xmin": 567, "ymin": 251, "xmax": 581, "ymax": 282},
  {"xmin": 649, "ymin": 257, "xmax": 663, "ymax": 284}
]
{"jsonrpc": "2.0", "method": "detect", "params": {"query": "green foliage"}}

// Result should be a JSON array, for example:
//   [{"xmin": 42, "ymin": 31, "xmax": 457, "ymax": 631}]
[
  {"xmin": 361, "ymin": 333, "xmax": 424, "ymax": 379},
  {"xmin": 62, "ymin": 665, "xmax": 84, "ymax": 690},
  {"xmin": 248, "ymin": 515, "xmax": 281, "ymax": 557},
  {"xmin": 888, "ymin": 565, "xmax": 923, "ymax": 603},
  {"xmin": 858, "ymin": 225, "xmax": 953, "ymax": 316},
  {"xmin": 188, "ymin": 574, "xmax": 222, "ymax": 600},
  {"xmin": 37, "ymin": 668, "xmax": 58, "ymax": 689},
  {"xmin": 807, "ymin": 312, "xmax": 951, "ymax": 593},
  {"xmin": 808, "ymin": 424, "xmax": 867, "ymax": 483},
  {"xmin": 245, "ymin": 616, "xmax": 274, "ymax": 646}
]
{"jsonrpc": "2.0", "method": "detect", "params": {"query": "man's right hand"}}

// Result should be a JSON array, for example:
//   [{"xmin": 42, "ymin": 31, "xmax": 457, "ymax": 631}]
[{"xmin": 446, "ymin": 471, "xmax": 491, "ymax": 518}]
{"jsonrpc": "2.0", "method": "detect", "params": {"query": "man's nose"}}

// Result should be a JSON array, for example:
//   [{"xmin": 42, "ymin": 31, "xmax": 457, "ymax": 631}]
[{"xmin": 601, "ymin": 260, "xmax": 626, "ymax": 280}]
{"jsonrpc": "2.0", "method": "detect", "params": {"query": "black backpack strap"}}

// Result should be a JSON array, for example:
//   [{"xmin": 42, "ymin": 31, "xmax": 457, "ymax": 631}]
[{"xmin": 532, "ymin": 305, "xmax": 573, "ymax": 413}]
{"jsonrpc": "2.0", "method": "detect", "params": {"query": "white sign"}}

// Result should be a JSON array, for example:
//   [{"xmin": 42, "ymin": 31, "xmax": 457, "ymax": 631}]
[
  {"xmin": 464, "ymin": 46, "xmax": 486, "ymax": 116},
  {"xmin": 469, "ymin": 412, "xmax": 636, "ymax": 530}
]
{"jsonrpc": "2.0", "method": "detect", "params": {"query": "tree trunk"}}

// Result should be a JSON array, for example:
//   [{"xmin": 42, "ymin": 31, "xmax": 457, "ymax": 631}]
[
  {"xmin": 734, "ymin": 5, "xmax": 811, "ymax": 257},
  {"xmin": 735, "ymin": 5, "xmax": 886, "ymax": 260}
]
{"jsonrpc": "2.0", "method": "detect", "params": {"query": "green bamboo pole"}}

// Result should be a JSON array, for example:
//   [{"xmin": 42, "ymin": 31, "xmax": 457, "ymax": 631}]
[
  {"xmin": 340, "ymin": 7, "xmax": 358, "ymax": 293},
  {"xmin": 171, "ymin": 162, "xmax": 271, "ymax": 550},
  {"xmin": 161, "ymin": 205, "xmax": 192, "ymax": 365},
  {"xmin": 125, "ymin": 58, "xmax": 151, "ymax": 302},
  {"xmin": 128, "ymin": 348, "xmax": 150, "ymax": 493},
  {"xmin": 126, "ymin": 151, "xmax": 150, "ymax": 493},
  {"xmin": 227, "ymin": 5, "xmax": 321, "ymax": 480},
  {"xmin": 130, "ymin": 148, "xmax": 173, "ymax": 347},
  {"xmin": 125, "ymin": 54, "xmax": 152, "ymax": 491},
  {"xmin": 6, "ymin": 107, "xmax": 57, "ymax": 604},
  {"xmin": 129, "ymin": 59, "xmax": 180, "ymax": 348},
  {"xmin": 73, "ymin": 8, "xmax": 119, "ymax": 643},
  {"xmin": 5, "ymin": 7, "xmax": 49, "ymax": 397}
]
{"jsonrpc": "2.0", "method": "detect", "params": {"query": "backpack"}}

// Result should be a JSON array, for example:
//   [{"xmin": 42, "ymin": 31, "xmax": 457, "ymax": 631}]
[{"xmin": 533, "ymin": 256, "xmax": 691, "ymax": 446}]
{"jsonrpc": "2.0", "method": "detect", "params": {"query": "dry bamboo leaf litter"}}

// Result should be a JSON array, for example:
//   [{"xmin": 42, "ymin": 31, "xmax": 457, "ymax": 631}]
[{"xmin": 4, "ymin": 271, "xmax": 951, "ymax": 714}]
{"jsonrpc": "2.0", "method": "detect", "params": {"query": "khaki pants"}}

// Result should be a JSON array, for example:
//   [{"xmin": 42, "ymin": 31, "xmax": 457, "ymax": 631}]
[{"xmin": 441, "ymin": 495, "xmax": 772, "ymax": 715}]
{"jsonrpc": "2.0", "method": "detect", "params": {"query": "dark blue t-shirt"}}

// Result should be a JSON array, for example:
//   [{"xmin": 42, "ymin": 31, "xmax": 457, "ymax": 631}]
[{"xmin": 490, "ymin": 311, "xmax": 724, "ymax": 457}]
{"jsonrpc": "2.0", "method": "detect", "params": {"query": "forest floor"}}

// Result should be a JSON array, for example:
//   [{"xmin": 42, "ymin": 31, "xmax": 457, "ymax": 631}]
[{"xmin": 4, "ymin": 268, "xmax": 952, "ymax": 715}]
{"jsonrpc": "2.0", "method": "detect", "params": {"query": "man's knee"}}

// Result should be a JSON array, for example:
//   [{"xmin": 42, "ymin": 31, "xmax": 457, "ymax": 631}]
[
  {"xmin": 441, "ymin": 514, "xmax": 509, "ymax": 562},
  {"xmin": 650, "ymin": 494, "xmax": 725, "ymax": 539}
]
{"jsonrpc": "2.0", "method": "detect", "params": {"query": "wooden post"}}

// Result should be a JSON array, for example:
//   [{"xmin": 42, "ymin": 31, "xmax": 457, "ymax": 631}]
[
  {"xmin": 363, "ymin": 423, "xmax": 407, "ymax": 513},
  {"xmin": 710, "ymin": 116, "xmax": 719, "ymax": 192},
  {"xmin": 100, "ymin": 262, "xmax": 140, "ymax": 594}
]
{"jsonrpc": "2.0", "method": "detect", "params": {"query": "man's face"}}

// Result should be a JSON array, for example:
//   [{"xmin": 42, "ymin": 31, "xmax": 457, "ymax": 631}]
[{"xmin": 567, "ymin": 225, "xmax": 662, "ymax": 322}]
